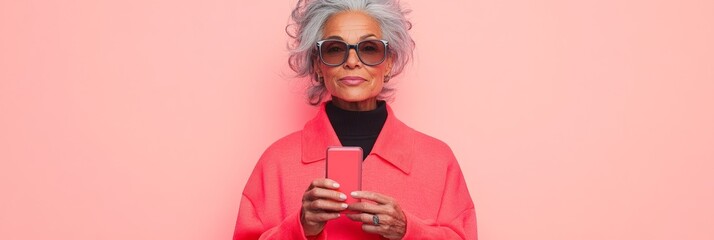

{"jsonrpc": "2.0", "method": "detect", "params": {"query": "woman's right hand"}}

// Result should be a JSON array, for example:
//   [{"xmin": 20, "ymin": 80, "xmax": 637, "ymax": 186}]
[{"xmin": 300, "ymin": 178, "xmax": 349, "ymax": 236}]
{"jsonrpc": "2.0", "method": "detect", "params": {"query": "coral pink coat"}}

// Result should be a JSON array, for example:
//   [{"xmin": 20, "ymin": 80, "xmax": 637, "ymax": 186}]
[{"xmin": 233, "ymin": 103, "xmax": 477, "ymax": 239}]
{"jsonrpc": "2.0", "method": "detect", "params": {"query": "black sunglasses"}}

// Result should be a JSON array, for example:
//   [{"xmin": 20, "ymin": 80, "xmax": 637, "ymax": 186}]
[{"xmin": 316, "ymin": 39, "xmax": 389, "ymax": 66}]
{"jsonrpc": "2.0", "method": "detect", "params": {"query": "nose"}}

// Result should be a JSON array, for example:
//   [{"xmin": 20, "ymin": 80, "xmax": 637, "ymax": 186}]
[{"xmin": 344, "ymin": 47, "xmax": 362, "ymax": 69}]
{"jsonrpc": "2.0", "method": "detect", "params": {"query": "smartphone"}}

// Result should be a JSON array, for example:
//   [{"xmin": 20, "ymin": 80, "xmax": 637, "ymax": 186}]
[{"xmin": 326, "ymin": 146, "xmax": 363, "ymax": 212}]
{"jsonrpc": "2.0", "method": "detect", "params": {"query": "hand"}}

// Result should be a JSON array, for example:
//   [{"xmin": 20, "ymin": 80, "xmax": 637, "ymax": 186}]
[
  {"xmin": 346, "ymin": 191, "xmax": 407, "ymax": 239},
  {"xmin": 300, "ymin": 178, "xmax": 349, "ymax": 236}
]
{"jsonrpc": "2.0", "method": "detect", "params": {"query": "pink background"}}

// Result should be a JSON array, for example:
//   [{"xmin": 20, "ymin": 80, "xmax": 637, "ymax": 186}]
[{"xmin": 1, "ymin": 0, "xmax": 713, "ymax": 239}]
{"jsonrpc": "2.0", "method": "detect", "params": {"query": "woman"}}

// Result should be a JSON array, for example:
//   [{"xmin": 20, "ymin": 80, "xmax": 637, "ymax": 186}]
[{"xmin": 233, "ymin": 0, "xmax": 477, "ymax": 239}]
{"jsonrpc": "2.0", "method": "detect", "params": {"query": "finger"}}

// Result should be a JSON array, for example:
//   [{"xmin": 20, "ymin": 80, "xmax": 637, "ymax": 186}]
[
  {"xmin": 361, "ymin": 223, "xmax": 387, "ymax": 236},
  {"xmin": 308, "ymin": 178, "xmax": 341, "ymax": 191},
  {"xmin": 345, "ymin": 213, "xmax": 371, "ymax": 223},
  {"xmin": 304, "ymin": 187, "xmax": 348, "ymax": 202},
  {"xmin": 308, "ymin": 199, "xmax": 349, "ymax": 212},
  {"xmin": 347, "ymin": 201, "xmax": 387, "ymax": 214},
  {"xmin": 304, "ymin": 211, "xmax": 341, "ymax": 223},
  {"xmin": 351, "ymin": 191, "xmax": 393, "ymax": 204},
  {"xmin": 345, "ymin": 213, "xmax": 392, "ymax": 224}
]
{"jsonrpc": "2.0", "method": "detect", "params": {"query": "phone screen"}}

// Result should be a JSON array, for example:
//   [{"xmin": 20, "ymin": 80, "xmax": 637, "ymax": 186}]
[{"xmin": 326, "ymin": 146, "xmax": 363, "ymax": 212}]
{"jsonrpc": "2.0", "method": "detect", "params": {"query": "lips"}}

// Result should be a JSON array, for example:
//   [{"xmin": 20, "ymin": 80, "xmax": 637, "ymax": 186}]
[{"xmin": 339, "ymin": 76, "xmax": 366, "ymax": 86}]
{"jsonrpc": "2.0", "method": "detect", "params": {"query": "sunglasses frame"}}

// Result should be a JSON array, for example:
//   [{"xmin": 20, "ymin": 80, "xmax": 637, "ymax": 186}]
[{"xmin": 316, "ymin": 39, "xmax": 389, "ymax": 67}]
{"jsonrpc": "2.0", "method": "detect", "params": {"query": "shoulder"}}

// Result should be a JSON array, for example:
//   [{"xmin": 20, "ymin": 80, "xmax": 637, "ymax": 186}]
[
  {"xmin": 261, "ymin": 131, "xmax": 302, "ymax": 156},
  {"xmin": 256, "ymin": 130, "xmax": 302, "ymax": 166},
  {"xmin": 242, "ymin": 130, "xmax": 303, "ymax": 193},
  {"xmin": 403, "ymin": 125, "xmax": 456, "ymax": 160}
]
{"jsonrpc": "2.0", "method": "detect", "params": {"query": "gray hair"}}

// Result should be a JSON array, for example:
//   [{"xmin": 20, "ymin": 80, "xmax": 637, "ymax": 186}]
[{"xmin": 286, "ymin": 0, "xmax": 415, "ymax": 105}]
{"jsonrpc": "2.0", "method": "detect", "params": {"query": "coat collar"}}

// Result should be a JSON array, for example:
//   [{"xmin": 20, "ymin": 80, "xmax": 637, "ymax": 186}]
[{"xmin": 301, "ymin": 102, "xmax": 414, "ymax": 175}]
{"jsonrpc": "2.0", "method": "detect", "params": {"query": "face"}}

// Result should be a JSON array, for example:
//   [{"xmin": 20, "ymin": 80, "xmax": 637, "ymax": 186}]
[{"xmin": 314, "ymin": 11, "xmax": 393, "ymax": 110}]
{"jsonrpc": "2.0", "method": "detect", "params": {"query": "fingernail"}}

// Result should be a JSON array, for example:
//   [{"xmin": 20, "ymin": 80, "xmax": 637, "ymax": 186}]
[
  {"xmin": 339, "ymin": 193, "xmax": 347, "ymax": 200},
  {"xmin": 332, "ymin": 183, "xmax": 340, "ymax": 188},
  {"xmin": 341, "ymin": 203, "xmax": 348, "ymax": 208},
  {"xmin": 351, "ymin": 191, "xmax": 358, "ymax": 197}
]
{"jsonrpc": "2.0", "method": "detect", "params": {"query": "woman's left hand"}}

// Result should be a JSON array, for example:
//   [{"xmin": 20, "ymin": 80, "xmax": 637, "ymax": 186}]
[{"xmin": 346, "ymin": 191, "xmax": 407, "ymax": 239}]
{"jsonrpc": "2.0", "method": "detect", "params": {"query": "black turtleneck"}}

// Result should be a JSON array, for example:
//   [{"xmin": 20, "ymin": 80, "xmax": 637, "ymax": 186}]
[{"xmin": 325, "ymin": 100, "xmax": 388, "ymax": 160}]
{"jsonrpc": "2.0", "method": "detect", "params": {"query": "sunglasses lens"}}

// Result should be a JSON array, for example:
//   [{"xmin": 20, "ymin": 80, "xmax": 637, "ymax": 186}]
[
  {"xmin": 320, "ymin": 41, "xmax": 347, "ymax": 65},
  {"xmin": 358, "ymin": 40, "xmax": 386, "ymax": 65}
]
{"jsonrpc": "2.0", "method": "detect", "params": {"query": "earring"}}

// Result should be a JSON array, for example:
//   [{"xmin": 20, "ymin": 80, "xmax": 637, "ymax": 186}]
[
  {"xmin": 384, "ymin": 75, "xmax": 391, "ymax": 83},
  {"xmin": 315, "ymin": 74, "xmax": 322, "ymax": 83}
]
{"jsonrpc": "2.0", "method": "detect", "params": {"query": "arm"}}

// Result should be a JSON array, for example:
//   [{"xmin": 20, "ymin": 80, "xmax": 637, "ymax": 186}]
[
  {"xmin": 401, "ymin": 157, "xmax": 478, "ymax": 239},
  {"xmin": 232, "ymin": 193, "xmax": 327, "ymax": 240},
  {"xmin": 402, "ymin": 207, "xmax": 477, "ymax": 239},
  {"xmin": 346, "ymin": 157, "xmax": 478, "ymax": 239}
]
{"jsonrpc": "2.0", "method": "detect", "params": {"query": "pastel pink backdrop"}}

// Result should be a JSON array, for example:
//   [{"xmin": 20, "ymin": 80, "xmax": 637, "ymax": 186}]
[{"xmin": 1, "ymin": 0, "xmax": 712, "ymax": 239}]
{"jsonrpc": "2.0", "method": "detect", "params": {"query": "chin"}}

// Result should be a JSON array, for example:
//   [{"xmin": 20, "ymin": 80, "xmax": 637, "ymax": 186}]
[
  {"xmin": 333, "ymin": 94, "xmax": 371, "ymax": 102},
  {"xmin": 334, "ymin": 96, "xmax": 366, "ymax": 103},
  {"xmin": 334, "ymin": 91, "xmax": 375, "ymax": 102}
]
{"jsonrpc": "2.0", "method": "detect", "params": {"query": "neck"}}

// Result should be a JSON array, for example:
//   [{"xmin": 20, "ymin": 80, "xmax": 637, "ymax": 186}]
[{"xmin": 330, "ymin": 97, "xmax": 378, "ymax": 111}]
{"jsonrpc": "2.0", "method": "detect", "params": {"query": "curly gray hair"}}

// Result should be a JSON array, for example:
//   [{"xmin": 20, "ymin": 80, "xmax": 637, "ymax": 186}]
[{"xmin": 286, "ymin": 0, "xmax": 415, "ymax": 105}]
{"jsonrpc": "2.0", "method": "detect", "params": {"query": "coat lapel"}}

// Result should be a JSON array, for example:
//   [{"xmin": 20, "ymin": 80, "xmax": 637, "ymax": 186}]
[{"xmin": 301, "ymin": 102, "xmax": 414, "ymax": 175}]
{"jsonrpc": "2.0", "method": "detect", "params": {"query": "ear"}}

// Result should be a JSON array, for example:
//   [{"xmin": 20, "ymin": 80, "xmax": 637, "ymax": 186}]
[
  {"xmin": 385, "ymin": 55, "xmax": 395, "ymax": 75},
  {"xmin": 313, "ymin": 57, "xmax": 322, "ymax": 77}
]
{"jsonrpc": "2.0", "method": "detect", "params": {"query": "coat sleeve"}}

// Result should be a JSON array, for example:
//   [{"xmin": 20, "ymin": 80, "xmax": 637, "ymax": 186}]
[
  {"xmin": 401, "ymin": 155, "xmax": 478, "ymax": 239},
  {"xmin": 232, "ymin": 193, "xmax": 326, "ymax": 240},
  {"xmin": 232, "ymin": 141, "xmax": 327, "ymax": 240}
]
